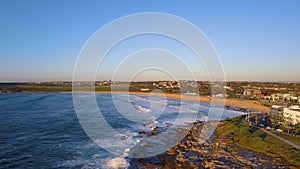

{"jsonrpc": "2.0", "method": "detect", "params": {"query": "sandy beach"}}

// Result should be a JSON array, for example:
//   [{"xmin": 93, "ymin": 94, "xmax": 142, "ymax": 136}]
[{"xmin": 96, "ymin": 91, "xmax": 270, "ymax": 113}]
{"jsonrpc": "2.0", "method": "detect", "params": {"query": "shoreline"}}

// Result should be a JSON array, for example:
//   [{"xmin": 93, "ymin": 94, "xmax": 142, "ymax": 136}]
[
  {"xmin": 96, "ymin": 91, "xmax": 270, "ymax": 113},
  {"xmin": 3, "ymin": 90, "xmax": 269, "ymax": 113}
]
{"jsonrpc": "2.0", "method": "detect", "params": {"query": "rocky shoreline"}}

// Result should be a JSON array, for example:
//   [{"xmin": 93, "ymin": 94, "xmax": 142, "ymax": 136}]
[{"xmin": 129, "ymin": 121, "xmax": 295, "ymax": 169}]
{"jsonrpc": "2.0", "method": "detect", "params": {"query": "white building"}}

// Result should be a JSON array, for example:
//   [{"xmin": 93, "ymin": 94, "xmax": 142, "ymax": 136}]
[
  {"xmin": 270, "ymin": 105, "xmax": 300, "ymax": 125},
  {"xmin": 270, "ymin": 93, "xmax": 297, "ymax": 102},
  {"xmin": 283, "ymin": 105, "xmax": 300, "ymax": 125},
  {"xmin": 270, "ymin": 105, "xmax": 284, "ymax": 122},
  {"xmin": 140, "ymin": 88, "xmax": 150, "ymax": 92}
]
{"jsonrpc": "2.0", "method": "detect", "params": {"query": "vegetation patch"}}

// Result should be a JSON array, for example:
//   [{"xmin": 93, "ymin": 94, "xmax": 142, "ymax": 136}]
[{"xmin": 215, "ymin": 116, "xmax": 300, "ymax": 166}]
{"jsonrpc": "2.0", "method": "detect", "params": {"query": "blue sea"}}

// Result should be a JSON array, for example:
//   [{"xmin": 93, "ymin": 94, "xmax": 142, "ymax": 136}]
[{"xmin": 0, "ymin": 93, "xmax": 246, "ymax": 169}]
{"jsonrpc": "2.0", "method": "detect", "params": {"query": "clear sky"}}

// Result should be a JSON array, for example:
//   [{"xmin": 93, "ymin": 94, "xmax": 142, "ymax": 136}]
[{"xmin": 0, "ymin": 0, "xmax": 300, "ymax": 82}]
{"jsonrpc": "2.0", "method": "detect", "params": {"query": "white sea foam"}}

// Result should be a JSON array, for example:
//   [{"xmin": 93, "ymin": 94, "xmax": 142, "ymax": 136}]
[
  {"xmin": 62, "ymin": 94, "xmax": 249, "ymax": 168},
  {"xmin": 164, "ymin": 104, "xmax": 200, "ymax": 114},
  {"xmin": 123, "ymin": 148, "xmax": 131, "ymax": 157},
  {"xmin": 104, "ymin": 157, "xmax": 129, "ymax": 169},
  {"xmin": 145, "ymin": 120, "xmax": 159, "ymax": 129},
  {"xmin": 198, "ymin": 115, "xmax": 209, "ymax": 122},
  {"xmin": 134, "ymin": 104, "xmax": 151, "ymax": 113},
  {"xmin": 130, "ymin": 95, "xmax": 167, "ymax": 111}
]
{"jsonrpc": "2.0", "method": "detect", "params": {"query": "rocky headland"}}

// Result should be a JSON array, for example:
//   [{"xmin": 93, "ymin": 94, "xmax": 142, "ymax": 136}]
[{"xmin": 130, "ymin": 117, "xmax": 300, "ymax": 169}]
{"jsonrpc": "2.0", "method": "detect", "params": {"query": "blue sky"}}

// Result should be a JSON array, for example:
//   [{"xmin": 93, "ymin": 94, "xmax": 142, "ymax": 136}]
[{"xmin": 0, "ymin": 0, "xmax": 299, "ymax": 82}]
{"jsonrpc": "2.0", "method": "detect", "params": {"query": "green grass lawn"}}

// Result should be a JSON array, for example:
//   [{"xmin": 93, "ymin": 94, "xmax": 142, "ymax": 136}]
[
  {"xmin": 215, "ymin": 116, "xmax": 300, "ymax": 166},
  {"xmin": 18, "ymin": 85, "xmax": 72, "ymax": 92},
  {"xmin": 270, "ymin": 131, "xmax": 300, "ymax": 147},
  {"xmin": 15, "ymin": 85, "xmax": 113, "ymax": 92}
]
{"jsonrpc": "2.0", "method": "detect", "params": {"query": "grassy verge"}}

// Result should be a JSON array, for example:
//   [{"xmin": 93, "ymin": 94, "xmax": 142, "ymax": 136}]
[
  {"xmin": 215, "ymin": 116, "xmax": 300, "ymax": 166},
  {"xmin": 10, "ymin": 85, "xmax": 113, "ymax": 92},
  {"xmin": 18, "ymin": 85, "xmax": 72, "ymax": 92},
  {"xmin": 270, "ymin": 131, "xmax": 300, "ymax": 147}
]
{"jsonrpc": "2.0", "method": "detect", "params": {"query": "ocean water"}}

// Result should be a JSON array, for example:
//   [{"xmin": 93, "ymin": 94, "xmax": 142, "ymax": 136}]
[{"xmin": 0, "ymin": 93, "xmax": 245, "ymax": 169}]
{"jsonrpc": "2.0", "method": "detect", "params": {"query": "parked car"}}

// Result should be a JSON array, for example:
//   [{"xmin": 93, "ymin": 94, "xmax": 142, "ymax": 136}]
[{"xmin": 265, "ymin": 126, "xmax": 272, "ymax": 130}]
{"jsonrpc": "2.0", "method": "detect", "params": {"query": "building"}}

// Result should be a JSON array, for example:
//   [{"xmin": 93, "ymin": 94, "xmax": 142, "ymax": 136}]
[
  {"xmin": 243, "ymin": 89, "xmax": 261, "ymax": 98},
  {"xmin": 270, "ymin": 93, "xmax": 297, "ymax": 102},
  {"xmin": 271, "ymin": 105, "xmax": 300, "ymax": 125},
  {"xmin": 140, "ymin": 88, "xmax": 150, "ymax": 92},
  {"xmin": 254, "ymin": 93, "xmax": 265, "ymax": 100},
  {"xmin": 223, "ymin": 86, "xmax": 233, "ymax": 91},
  {"xmin": 270, "ymin": 105, "xmax": 284, "ymax": 122},
  {"xmin": 283, "ymin": 105, "xmax": 300, "ymax": 125}
]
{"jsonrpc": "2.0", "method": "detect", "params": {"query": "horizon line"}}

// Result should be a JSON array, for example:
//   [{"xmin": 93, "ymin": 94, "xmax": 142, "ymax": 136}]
[{"xmin": 1, "ymin": 80, "xmax": 300, "ymax": 83}]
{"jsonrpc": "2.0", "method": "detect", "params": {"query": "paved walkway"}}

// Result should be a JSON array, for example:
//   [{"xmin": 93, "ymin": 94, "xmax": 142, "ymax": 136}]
[{"xmin": 260, "ymin": 128, "xmax": 300, "ymax": 150}]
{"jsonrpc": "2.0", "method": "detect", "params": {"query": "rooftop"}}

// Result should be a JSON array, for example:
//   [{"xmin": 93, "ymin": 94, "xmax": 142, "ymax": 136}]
[{"xmin": 271, "ymin": 105, "xmax": 283, "ymax": 109}]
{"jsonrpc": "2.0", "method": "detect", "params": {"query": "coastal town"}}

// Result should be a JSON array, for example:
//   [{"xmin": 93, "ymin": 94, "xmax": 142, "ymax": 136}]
[
  {"xmin": 1, "ymin": 81, "xmax": 299, "ymax": 168},
  {"xmin": 2, "ymin": 0, "xmax": 300, "ymax": 168},
  {"xmin": 1, "ymin": 80, "xmax": 300, "ymax": 102},
  {"xmin": 1, "ymin": 81, "xmax": 300, "ymax": 135}
]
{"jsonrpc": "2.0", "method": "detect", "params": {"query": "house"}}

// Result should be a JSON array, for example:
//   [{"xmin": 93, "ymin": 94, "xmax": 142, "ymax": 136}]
[
  {"xmin": 270, "ymin": 93, "xmax": 296, "ymax": 102},
  {"xmin": 212, "ymin": 93, "xmax": 226, "ymax": 98},
  {"xmin": 254, "ymin": 93, "xmax": 265, "ymax": 100},
  {"xmin": 185, "ymin": 91, "xmax": 197, "ymax": 95},
  {"xmin": 243, "ymin": 89, "xmax": 261, "ymax": 98},
  {"xmin": 223, "ymin": 86, "xmax": 233, "ymax": 91},
  {"xmin": 264, "ymin": 95, "xmax": 272, "ymax": 100},
  {"xmin": 140, "ymin": 88, "xmax": 150, "ymax": 92}
]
